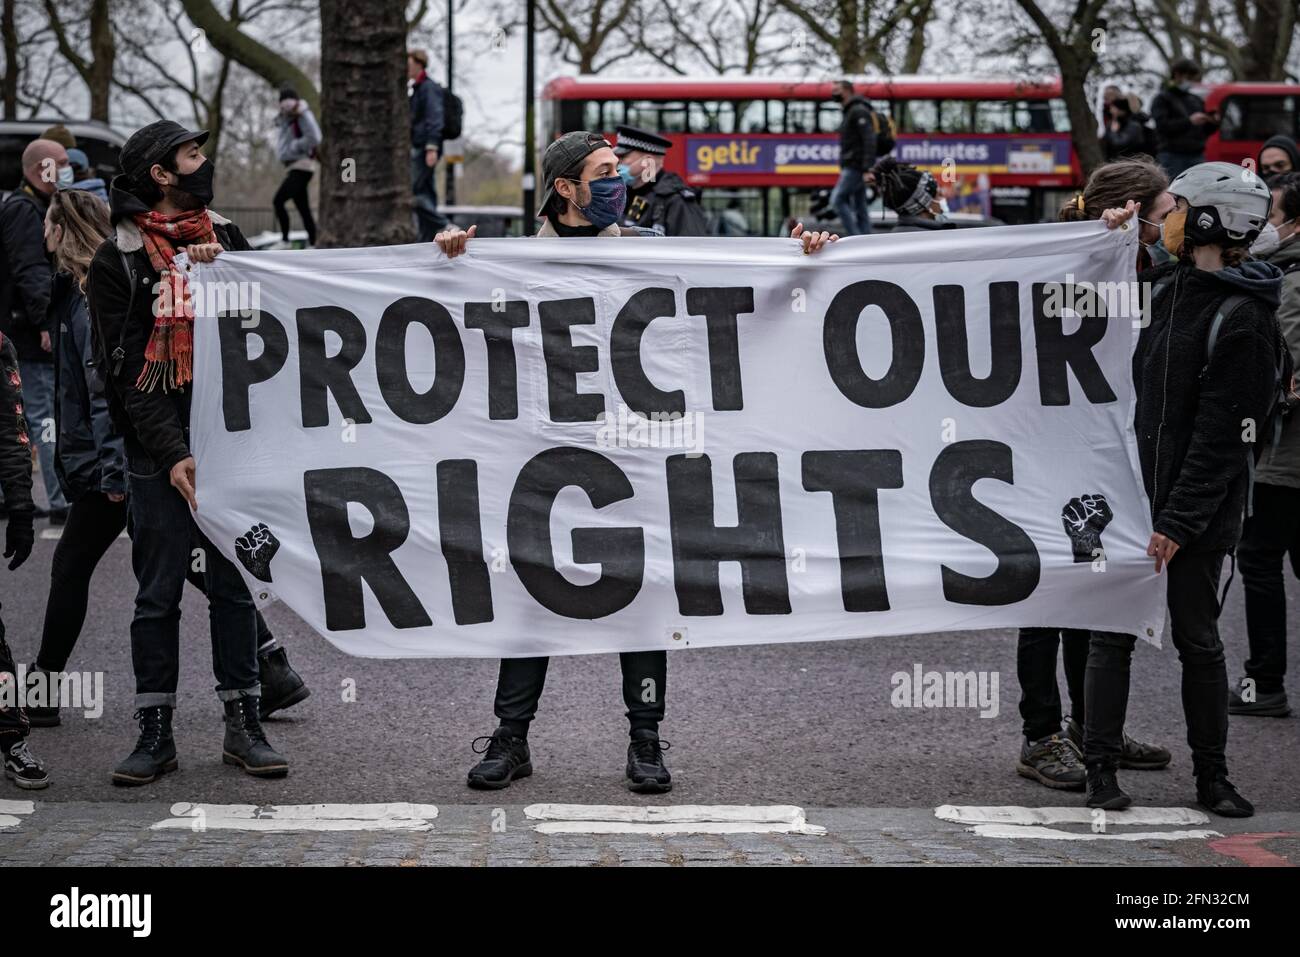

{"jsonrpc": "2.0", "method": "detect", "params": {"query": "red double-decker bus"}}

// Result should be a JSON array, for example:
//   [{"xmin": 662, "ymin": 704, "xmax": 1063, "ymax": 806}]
[
  {"xmin": 1201, "ymin": 82, "xmax": 1300, "ymax": 168},
  {"xmin": 541, "ymin": 74, "xmax": 1081, "ymax": 233}
]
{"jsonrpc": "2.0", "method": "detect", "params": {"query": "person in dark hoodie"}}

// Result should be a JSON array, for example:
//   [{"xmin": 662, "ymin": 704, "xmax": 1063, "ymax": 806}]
[
  {"xmin": 872, "ymin": 157, "xmax": 954, "ymax": 231},
  {"xmin": 1084, "ymin": 162, "xmax": 1287, "ymax": 817},
  {"xmin": 1150, "ymin": 59, "xmax": 1218, "ymax": 178},
  {"xmin": 1101, "ymin": 95, "xmax": 1148, "ymax": 162},
  {"xmin": 1258, "ymin": 134, "xmax": 1298, "ymax": 179},
  {"xmin": 85, "ymin": 121, "xmax": 291, "ymax": 784},
  {"xmin": 829, "ymin": 79, "xmax": 877, "ymax": 235},
  {"xmin": 0, "ymin": 331, "xmax": 44, "ymax": 789}
]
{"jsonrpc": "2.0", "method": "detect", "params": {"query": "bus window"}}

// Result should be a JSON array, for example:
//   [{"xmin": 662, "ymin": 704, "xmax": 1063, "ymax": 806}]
[
  {"xmin": 689, "ymin": 100, "xmax": 734, "ymax": 133},
  {"xmin": 974, "ymin": 100, "xmax": 1014, "ymax": 133},
  {"xmin": 1013, "ymin": 101, "xmax": 1054, "ymax": 132},
  {"xmin": 767, "ymin": 100, "xmax": 785, "ymax": 132},
  {"xmin": 625, "ymin": 101, "xmax": 661, "ymax": 130},
  {"xmin": 1050, "ymin": 99, "xmax": 1069, "ymax": 132},
  {"xmin": 658, "ymin": 101, "xmax": 687, "ymax": 132},
  {"xmin": 604, "ymin": 100, "xmax": 626, "ymax": 128},
  {"xmin": 938, "ymin": 100, "xmax": 973, "ymax": 132},
  {"xmin": 818, "ymin": 102, "xmax": 842, "ymax": 133},
  {"xmin": 736, "ymin": 99, "xmax": 766, "ymax": 132},
  {"xmin": 897, "ymin": 99, "xmax": 938, "ymax": 133},
  {"xmin": 785, "ymin": 101, "xmax": 817, "ymax": 133},
  {"xmin": 583, "ymin": 100, "xmax": 602, "ymax": 130},
  {"xmin": 1218, "ymin": 95, "xmax": 1299, "ymax": 140}
]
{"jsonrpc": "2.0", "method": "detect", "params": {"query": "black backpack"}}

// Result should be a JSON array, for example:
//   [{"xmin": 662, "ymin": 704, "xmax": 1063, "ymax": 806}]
[{"xmin": 442, "ymin": 87, "xmax": 463, "ymax": 142}]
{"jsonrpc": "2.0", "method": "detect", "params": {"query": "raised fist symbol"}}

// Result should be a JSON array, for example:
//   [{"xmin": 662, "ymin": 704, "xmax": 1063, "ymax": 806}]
[
  {"xmin": 235, "ymin": 523, "xmax": 279, "ymax": 582},
  {"xmin": 1062, "ymin": 493, "xmax": 1113, "ymax": 564}
]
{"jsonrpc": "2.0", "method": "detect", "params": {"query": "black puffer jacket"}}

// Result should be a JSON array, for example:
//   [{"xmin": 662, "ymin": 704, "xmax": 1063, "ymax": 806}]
[
  {"xmin": 1150, "ymin": 85, "xmax": 1217, "ymax": 155},
  {"xmin": 85, "ymin": 177, "xmax": 250, "ymax": 472},
  {"xmin": 51, "ymin": 271, "xmax": 125, "ymax": 502},
  {"xmin": 0, "ymin": 183, "xmax": 54, "ymax": 363},
  {"xmin": 838, "ymin": 96, "xmax": 877, "ymax": 172},
  {"xmin": 0, "ymin": 333, "xmax": 33, "ymax": 516},
  {"xmin": 1134, "ymin": 258, "xmax": 1288, "ymax": 551}
]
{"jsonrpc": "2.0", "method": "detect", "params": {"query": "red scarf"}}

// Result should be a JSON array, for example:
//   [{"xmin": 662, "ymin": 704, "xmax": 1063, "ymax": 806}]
[{"xmin": 132, "ymin": 208, "xmax": 217, "ymax": 392}]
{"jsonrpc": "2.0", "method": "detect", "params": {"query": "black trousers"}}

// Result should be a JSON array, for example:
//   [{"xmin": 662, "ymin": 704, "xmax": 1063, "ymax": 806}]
[
  {"xmin": 0, "ymin": 606, "xmax": 28, "ymax": 742},
  {"xmin": 495, "ymin": 651, "xmax": 667, "ymax": 738},
  {"xmin": 36, "ymin": 491, "xmax": 274, "ymax": 676},
  {"xmin": 1236, "ymin": 482, "xmax": 1299, "ymax": 694},
  {"xmin": 1085, "ymin": 548, "xmax": 1231, "ymax": 778},
  {"xmin": 273, "ymin": 168, "xmax": 317, "ymax": 245},
  {"xmin": 1017, "ymin": 627, "xmax": 1089, "ymax": 740}
]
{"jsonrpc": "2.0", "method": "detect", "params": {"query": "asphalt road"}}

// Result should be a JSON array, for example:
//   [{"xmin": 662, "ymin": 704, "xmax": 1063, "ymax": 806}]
[{"xmin": 4, "ymin": 518, "xmax": 1298, "ymax": 812}]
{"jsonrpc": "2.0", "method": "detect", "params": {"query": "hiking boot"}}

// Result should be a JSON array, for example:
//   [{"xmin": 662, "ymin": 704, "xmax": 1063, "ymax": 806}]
[
  {"xmin": 222, "ymin": 697, "xmax": 289, "ymax": 777},
  {"xmin": 1016, "ymin": 733, "xmax": 1085, "ymax": 790},
  {"xmin": 3, "ymin": 738, "xmax": 50, "ymax": 789},
  {"xmin": 1086, "ymin": 765, "xmax": 1132, "ymax": 810},
  {"xmin": 112, "ymin": 706, "xmax": 177, "ymax": 786},
  {"xmin": 1197, "ymin": 773, "xmax": 1255, "ymax": 818},
  {"xmin": 626, "ymin": 730, "xmax": 672, "ymax": 794},
  {"xmin": 1228, "ymin": 679, "xmax": 1291, "ymax": 718},
  {"xmin": 257, "ymin": 646, "xmax": 311, "ymax": 719},
  {"xmin": 467, "ymin": 729, "xmax": 531, "ymax": 790},
  {"xmin": 1066, "ymin": 715, "xmax": 1170, "ymax": 770},
  {"xmin": 23, "ymin": 668, "xmax": 60, "ymax": 728}
]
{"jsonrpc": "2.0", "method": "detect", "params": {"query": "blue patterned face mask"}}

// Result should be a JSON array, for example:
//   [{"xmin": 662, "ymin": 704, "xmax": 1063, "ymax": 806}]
[{"xmin": 572, "ymin": 175, "xmax": 627, "ymax": 228}]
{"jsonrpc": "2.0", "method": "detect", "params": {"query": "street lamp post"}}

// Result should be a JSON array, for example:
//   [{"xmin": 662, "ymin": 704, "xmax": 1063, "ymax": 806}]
[
  {"xmin": 444, "ymin": 0, "xmax": 456, "ymax": 206},
  {"xmin": 523, "ymin": 0, "xmax": 536, "ymax": 229}
]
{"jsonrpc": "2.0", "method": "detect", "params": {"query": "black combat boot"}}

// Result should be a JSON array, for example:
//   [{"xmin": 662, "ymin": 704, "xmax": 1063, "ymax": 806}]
[
  {"xmin": 1085, "ymin": 763, "xmax": 1132, "ymax": 810},
  {"xmin": 112, "ymin": 706, "xmax": 178, "ymax": 786},
  {"xmin": 222, "ymin": 697, "xmax": 289, "ymax": 778},
  {"xmin": 257, "ymin": 646, "xmax": 310, "ymax": 719}
]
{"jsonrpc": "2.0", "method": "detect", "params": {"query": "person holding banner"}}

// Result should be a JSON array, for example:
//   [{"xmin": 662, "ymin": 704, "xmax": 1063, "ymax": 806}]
[
  {"xmin": 1084, "ymin": 163, "xmax": 1287, "ymax": 816},
  {"xmin": 434, "ymin": 131, "xmax": 835, "ymax": 793},
  {"xmin": 85, "ymin": 121, "xmax": 290, "ymax": 785}
]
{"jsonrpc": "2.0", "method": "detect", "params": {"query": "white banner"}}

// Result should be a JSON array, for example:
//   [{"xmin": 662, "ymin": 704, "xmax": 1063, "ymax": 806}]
[{"xmin": 190, "ymin": 221, "xmax": 1166, "ymax": 658}]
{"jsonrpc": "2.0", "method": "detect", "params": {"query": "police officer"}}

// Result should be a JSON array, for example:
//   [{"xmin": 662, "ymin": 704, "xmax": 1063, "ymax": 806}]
[{"xmin": 613, "ymin": 125, "xmax": 709, "ymax": 236}]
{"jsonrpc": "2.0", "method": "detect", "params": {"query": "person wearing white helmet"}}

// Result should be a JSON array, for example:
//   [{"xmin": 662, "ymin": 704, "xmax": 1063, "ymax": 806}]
[{"xmin": 1083, "ymin": 161, "xmax": 1292, "ymax": 817}]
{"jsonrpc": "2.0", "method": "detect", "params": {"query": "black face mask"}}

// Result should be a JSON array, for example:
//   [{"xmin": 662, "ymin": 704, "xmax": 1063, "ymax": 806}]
[{"xmin": 170, "ymin": 160, "xmax": 215, "ymax": 207}]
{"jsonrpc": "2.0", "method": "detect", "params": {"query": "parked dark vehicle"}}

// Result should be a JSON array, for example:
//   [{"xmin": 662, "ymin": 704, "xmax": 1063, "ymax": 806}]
[{"xmin": 0, "ymin": 119, "xmax": 125, "ymax": 196}]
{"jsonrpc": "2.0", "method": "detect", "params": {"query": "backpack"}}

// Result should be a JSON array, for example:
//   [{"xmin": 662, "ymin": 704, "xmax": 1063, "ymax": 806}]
[
  {"xmin": 85, "ymin": 238, "xmax": 135, "ymax": 399},
  {"xmin": 442, "ymin": 87, "xmax": 463, "ymax": 142},
  {"xmin": 870, "ymin": 107, "xmax": 896, "ymax": 156}
]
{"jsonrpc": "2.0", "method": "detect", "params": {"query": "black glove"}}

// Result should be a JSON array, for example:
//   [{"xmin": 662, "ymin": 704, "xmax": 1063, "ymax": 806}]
[
  {"xmin": 235, "ymin": 522, "xmax": 280, "ymax": 583},
  {"xmin": 4, "ymin": 509, "xmax": 34, "ymax": 571},
  {"xmin": 1061, "ymin": 493, "xmax": 1113, "ymax": 564}
]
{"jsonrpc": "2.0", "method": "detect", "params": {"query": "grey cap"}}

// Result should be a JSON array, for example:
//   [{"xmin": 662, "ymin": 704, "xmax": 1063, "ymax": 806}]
[{"xmin": 538, "ymin": 130, "xmax": 612, "ymax": 218}]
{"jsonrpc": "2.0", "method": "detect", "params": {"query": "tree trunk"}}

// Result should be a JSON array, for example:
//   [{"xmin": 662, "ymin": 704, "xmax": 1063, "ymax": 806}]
[
  {"xmin": 1060, "ymin": 57, "xmax": 1104, "ymax": 177},
  {"xmin": 87, "ymin": 0, "xmax": 114, "ymax": 121},
  {"xmin": 1, "ymin": 0, "xmax": 16, "ymax": 120},
  {"xmin": 180, "ymin": 0, "xmax": 319, "ymax": 111},
  {"xmin": 317, "ymin": 0, "xmax": 413, "ymax": 247}
]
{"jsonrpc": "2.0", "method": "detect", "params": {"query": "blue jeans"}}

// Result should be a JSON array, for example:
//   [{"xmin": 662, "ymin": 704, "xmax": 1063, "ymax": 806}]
[
  {"xmin": 1157, "ymin": 151, "xmax": 1203, "ymax": 179},
  {"xmin": 830, "ymin": 168, "xmax": 871, "ymax": 236},
  {"xmin": 411, "ymin": 148, "xmax": 448, "ymax": 241},
  {"xmin": 125, "ymin": 442, "xmax": 259, "ymax": 709},
  {"xmin": 18, "ymin": 359, "xmax": 67, "ymax": 512}
]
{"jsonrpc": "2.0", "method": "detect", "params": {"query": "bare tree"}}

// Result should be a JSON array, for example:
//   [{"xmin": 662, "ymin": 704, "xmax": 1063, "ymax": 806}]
[
  {"xmin": 537, "ymin": 0, "xmax": 640, "ymax": 73},
  {"xmin": 1122, "ymin": 0, "xmax": 1298, "ymax": 81},
  {"xmin": 179, "ymin": 0, "xmax": 319, "ymax": 108},
  {"xmin": 316, "ymin": 0, "xmax": 412, "ymax": 246},
  {"xmin": 773, "ymin": 0, "xmax": 932, "ymax": 73},
  {"xmin": 2, "ymin": 0, "xmax": 18, "ymax": 119},
  {"xmin": 42, "ymin": 0, "xmax": 116, "ymax": 120},
  {"xmin": 624, "ymin": 0, "xmax": 793, "ymax": 75}
]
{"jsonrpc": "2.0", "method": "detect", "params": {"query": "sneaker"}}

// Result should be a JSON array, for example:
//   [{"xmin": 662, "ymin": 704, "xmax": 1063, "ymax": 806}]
[
  {"xmin": 1228, "ymin": 679, "xmax": 1291, "ymax": 718},
  {"xmin": 3, "ymin": 738, "xmax": 50, "ymax": 789},
  {"xmin": 1197, "ymin": 773, "xmax": 1255, "ymax": 818},
  {"xmin": 1086, "ymin": 766, "xmax": 1132, "ymax": 810},
  {"xmin": 257, "ymin": 646, "xmax": 311, "ymax": 719},
  {"xmin": 112, "ymin": 706, "xmax": 178, "ymax": 786},
  {"xmin": 626, "ymin": 731, "xmax": 672, "ymax": 794},
  {"xmin": 222, "ymin": 697, "xmax": 289, "ymax": 777},
  {"xmin": 1065, "ymin": 715, "xmax": 1170, "ymax": 770},
  {"xmin": 467, "ymin": 729, "xmax": 532, "ymax": 790},
  {"xmin": 1016, "ymin": 733, "xmax": 1085, "ymax": 790}
]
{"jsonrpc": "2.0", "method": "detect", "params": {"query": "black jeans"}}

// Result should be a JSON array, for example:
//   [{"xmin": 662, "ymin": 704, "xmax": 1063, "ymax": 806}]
[
  {"xmin": 36, "ymin": 491, "xmax": 275, "ymax": 674},
  {"xmin": 1085, "ymin": 548, "xmax": 1231, "ymax": 778},
  {"xmin": 125, "ymin": 443, "xmax": 260, "ymax": 708},
  {"xmin": 1235, "ymin": 482, "xmax": 1298, "ymax": 694},
  {"xmin": 411, "ymin": 148, "xmax": 448, "ymax": 241},
  {"xmin": 495, "ymin": 651, "xmax": 667, "ymax": 738},
  {"xmin": 273, "ymin": 168, "xmax": 317, "ymax": 245},
  {"xmin": 0, "ymin": 607, "xmax": 28, "ymax": 743},
  {"xmin": 1017, "ymin": 627, "xmax": 1089, "ymax": 740}
]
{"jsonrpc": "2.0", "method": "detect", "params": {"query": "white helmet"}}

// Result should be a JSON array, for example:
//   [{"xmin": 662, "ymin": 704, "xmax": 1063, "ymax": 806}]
[{"xmin": 1168, "ymin": 161, "xmax": 1273, "ymax": 246}]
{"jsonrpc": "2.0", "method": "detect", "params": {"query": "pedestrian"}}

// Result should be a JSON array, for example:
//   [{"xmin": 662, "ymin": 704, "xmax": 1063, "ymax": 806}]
[
  {"xmin": 612, "ymin": 125, "xmax": 709, "ymax": 236},
  {"xmin": 829, "ymin": 79, "xmax": 877, "ymax": 236},
  {"xmin": 1231, "ymin": 171, "xmax": 1300, "ymax": 719},
  {"xmin": 872, "ymin": 156, "xmax": 954, "ymax": 231},
  {"xmin": 272, "ymin": 86, "xmax": 320, "ymax": 247},
  {"xmin": 432, "ymin": 130, "xmax": 836, "ymax": 795},
  {"xmin": 1258, "ymin": 134, "xmax": 1298, "ymax": 179},
  {"xmin": 0, "ymin": 138, "xmax": 69, "ymax": 525},
  {"xmin": 40, "ymin": 125, "xmax": 76, "ymax": 151},
  {"xmin": 1085, "ymin": 162, "xmax": 1286, "ymax": 817},
  {"xmin": 26, "ymin": 187, "xmax": 310, "ymax": 727},
  {"xmin": 65, "ymin": 148, "xmax": 109, "ymax": 203},
  {"xmin": 0, "ymin": 330, "xmax": 45, "ymax": 789},
  {"xmin": 407, "ymin": 48, "xmax": 447, "ymax": 241},
  {"xmin": 1005, "ymin": 159, "xmax": 1178, "ymax": 795},
  {"xmin": 1150, "ymin": 59, "xmax": 1218, "ymax": 178},
  {"xmin": 85, "ymin": 120, "xmax": 290, "ymax": 785},
  {"xmin": 1101, "ymin": 95, "xmax": 1147, "ymax": 161}
]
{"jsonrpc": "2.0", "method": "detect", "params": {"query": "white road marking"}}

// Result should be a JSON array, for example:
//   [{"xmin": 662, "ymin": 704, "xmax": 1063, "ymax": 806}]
[
  {"xmin": 968, "ymin": 824, "xmax": 1221, "ymax": 841},
  {"xmin": 151, "ymin": 802, "xmax": 440, "ymax": 832},
  {"xmin": 0, "ymin": 799, "xmax": 36, "ymax": 828},
  {"xmin": 524, "ymin": 804, "xmax": 825, "ymax": 835},
  {"xmin": 935, "ymin": 805, "xmax": 1211, "ymax": 827}
]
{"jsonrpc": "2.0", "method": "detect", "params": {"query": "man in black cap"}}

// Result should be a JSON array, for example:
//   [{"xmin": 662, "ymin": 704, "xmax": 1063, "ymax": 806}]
[
  {"xmin": 432, "ymin": 131, "xmax": 836, "ymax": 795},
  {"xmin": 85, "ymin": 120, "xmax": 294, "ymax": 785},
  {"xmin": 613, "ymin": 125, "xmax": 709, "ymax": 237}
]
